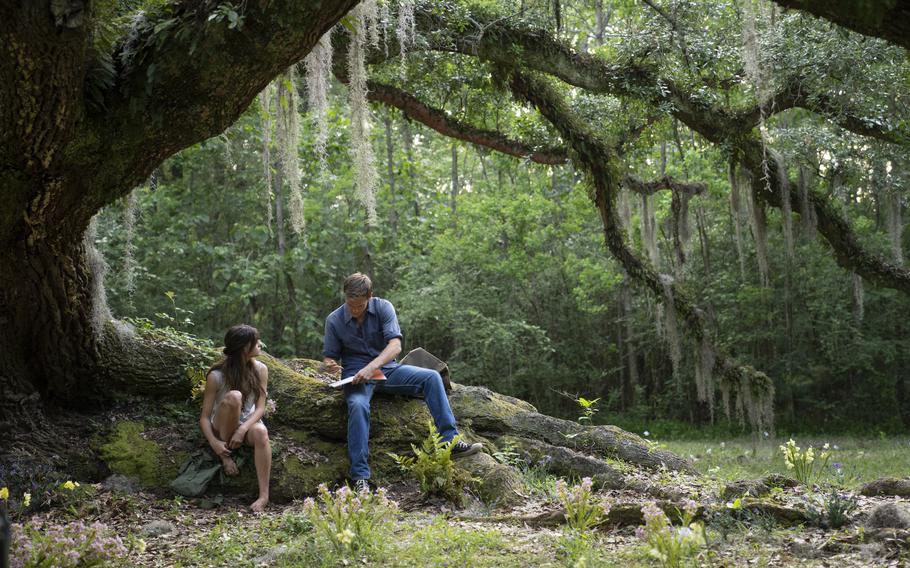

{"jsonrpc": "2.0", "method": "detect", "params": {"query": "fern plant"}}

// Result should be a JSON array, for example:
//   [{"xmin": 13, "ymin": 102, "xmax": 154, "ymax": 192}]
[{"xmin": 389, "ymin": 420, "xmax": 472, "ymax": 503}]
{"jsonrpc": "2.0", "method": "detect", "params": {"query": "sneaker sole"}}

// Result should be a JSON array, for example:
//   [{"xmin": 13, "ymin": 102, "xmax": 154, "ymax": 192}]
[{"xmin": 452, "ymin": 445, "xmax": 482, "ymax": 459}]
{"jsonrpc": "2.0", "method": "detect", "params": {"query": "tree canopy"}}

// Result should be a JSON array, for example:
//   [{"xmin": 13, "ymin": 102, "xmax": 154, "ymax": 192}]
[{"xmin": 1, "ymin": 0, "xmax": 909, "ymax": 435}]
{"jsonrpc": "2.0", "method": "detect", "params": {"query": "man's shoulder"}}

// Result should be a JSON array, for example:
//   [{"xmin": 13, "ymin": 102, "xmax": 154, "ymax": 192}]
[
  {"xmin": 371, "ymin": 297, "xmax": 396, "ymax": 312},
  {"xmin": 326, "ymin": 304, "xmax": 346, "ymax": 323}
]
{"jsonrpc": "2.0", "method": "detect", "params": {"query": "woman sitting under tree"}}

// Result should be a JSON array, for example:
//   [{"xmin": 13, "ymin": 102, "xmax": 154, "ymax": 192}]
[{"xmin": 199, "ymin": 324, "xmax": 271, "ymax": 512}]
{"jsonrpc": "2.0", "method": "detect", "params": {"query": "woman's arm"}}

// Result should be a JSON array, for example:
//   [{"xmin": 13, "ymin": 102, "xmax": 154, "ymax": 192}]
[{"xmin": 199, "ymin": 372, "xmax": 231, "ymax": 457}]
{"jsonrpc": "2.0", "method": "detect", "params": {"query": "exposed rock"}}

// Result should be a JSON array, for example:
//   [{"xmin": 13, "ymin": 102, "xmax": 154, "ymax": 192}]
[
  {"xmin": 860, "ymin": 477, "xmax": 910, "ymax": 498},
  {"xmin": 251, "ymin": 544, "xmax": 289, "ymax": 566},
  {"xmin": 101, "ymin": 474, "xmax": 138, "ymax": 494},
  {"xmin": 865, "ymin": 502, "xmax": 910, "ymax": 529},
  {"xmin": 722, "ymin": 473, "xmax": 798, "ymax": 500},
  {"xmin": 456, "ymin": 452, "xmax": 525, "ymax": 506},
  {"xmin": 141, "ymin": 520, "xmax": 176, "ymax": 537},
  {"xmin": 496, "ymin": 435, "xmax": 626, "ymax": 489}
]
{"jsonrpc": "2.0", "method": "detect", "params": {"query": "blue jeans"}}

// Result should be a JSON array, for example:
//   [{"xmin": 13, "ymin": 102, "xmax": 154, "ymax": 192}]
[{"xmin": 344, "ymin": 364, "xmax": 458, "ymax": 481}]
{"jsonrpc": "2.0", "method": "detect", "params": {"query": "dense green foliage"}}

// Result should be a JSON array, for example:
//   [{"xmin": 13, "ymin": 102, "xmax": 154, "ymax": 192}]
[{"xmin": 96, "ymin": 0, "xmax": 909, "ymax": 433}]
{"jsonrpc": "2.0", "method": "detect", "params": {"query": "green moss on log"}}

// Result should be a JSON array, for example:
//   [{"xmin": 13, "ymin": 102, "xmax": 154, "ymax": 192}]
[{"xmin": 99, "ymin": 421, "xmax": 183, "ymax": 486}]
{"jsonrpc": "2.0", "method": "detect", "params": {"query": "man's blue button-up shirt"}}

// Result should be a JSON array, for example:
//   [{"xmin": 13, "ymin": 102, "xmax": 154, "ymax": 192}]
[{"xmin": 323, "ymin": 297, "xmax": 403, "ymax": 378}]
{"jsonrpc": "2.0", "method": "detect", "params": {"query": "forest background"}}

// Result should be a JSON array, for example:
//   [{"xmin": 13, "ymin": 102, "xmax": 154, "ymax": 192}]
[{"xmin": 91, "ymin": 0, "xmax": 910, "ymax": 437}]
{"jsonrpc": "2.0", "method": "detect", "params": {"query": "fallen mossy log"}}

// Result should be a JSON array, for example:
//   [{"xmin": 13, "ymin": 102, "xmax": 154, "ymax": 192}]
[{"xmin": 79, "ymin": 330, "xmax": 696, "ymax": 505}]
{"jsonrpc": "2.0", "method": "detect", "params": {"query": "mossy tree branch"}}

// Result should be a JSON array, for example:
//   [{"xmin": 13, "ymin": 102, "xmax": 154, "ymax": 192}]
[
  {"xmin": 414, "ymin": 7, "xmax": 910, "ymax": 297},
  {"xmin": 505, "ymin": 68, "xmax": 773, "ymax": 430},
  {"xmin": 771, "ymin": 0, "xmax": 910, "ymax": 49}
]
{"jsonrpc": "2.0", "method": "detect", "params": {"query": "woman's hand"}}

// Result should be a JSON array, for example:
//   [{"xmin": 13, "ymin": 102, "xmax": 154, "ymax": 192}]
[
  {"xmin": 228, "ymin": 426, "xmax": 247, "ymax": 449},
  {"xmin": 211, "ymin": 439, "xmax": 231, "ymax": 458}
]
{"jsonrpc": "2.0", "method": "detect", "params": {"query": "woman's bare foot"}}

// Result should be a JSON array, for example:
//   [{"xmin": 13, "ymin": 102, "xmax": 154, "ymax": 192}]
[
  {"xmin": 221, "ymin": 456, "xmax": 239, "ymax": 476},
  {"xmin": 250, "ymin": 496, "xmax": 268, "ymax": 512}
]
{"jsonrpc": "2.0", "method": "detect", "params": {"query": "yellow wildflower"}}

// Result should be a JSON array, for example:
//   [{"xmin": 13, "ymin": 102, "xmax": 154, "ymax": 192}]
[
  {"xmin": 23, "ymin": 493, "xmax": 31, "ymax": 507},
  {"xmin": 61, "ymin": 480, "xmax": 77, "ymax": 491},
  {"xmin": 0, "ymin": 487, "xmax": 8, "ymax": 500}
]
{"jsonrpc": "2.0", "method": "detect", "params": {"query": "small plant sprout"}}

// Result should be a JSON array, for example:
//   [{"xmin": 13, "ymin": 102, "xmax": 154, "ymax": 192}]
[{"xmin": 576, "ymin": 396, "xmax": 600, "ymax": 424}]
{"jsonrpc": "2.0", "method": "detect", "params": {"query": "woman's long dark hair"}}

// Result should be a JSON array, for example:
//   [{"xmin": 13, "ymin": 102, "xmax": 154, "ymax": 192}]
[{"xmin": 208, "ymin": 324, "xmax": 264, "ymax": 402}]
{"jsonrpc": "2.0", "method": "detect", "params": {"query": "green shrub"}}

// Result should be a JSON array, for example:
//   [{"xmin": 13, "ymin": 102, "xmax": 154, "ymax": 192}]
[
  {"xmin": 302, "ymin": 483, "xmax": 397, "ymax": 556},
  {"xmin": 636, "ymin": 501, "xmax": 706, "ymax": 568},
  {"xmin": 389, "ymin": 420, "xmax": 473, "ymax": 503}
]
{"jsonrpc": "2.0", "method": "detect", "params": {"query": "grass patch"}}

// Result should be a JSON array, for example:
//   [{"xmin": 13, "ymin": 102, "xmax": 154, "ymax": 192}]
[{"xmin": 661, "ymin": 436, "xmax": 910, "ymax": 487}]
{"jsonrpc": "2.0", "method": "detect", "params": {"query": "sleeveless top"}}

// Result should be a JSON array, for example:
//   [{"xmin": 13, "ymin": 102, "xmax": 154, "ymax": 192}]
[{"xmin": 209, "ymin": 369, "xmax": 259, "ymax": 424}]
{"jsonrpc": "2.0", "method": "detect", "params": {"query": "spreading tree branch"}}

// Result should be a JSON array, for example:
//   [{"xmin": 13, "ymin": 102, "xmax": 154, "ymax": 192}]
[
  {"xmin": 506, "ymin": 68, "xmax": 773, "ymax": 430},
  {"xmin": 771, "ymin": 0, "xmax": 910, "ymax": 50},
  {"xmin": 363, "ymin": 80, "xmax": 568, "ymax": 165},
  {"xmin": 416, "ymin": 7, "xmax": 910, "ymax": 296}
]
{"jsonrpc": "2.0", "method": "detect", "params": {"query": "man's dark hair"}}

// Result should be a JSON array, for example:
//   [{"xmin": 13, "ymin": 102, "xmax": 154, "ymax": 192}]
[{"xmin": 343, "ymin": 272, "xmax": 373, "ymax": 298}]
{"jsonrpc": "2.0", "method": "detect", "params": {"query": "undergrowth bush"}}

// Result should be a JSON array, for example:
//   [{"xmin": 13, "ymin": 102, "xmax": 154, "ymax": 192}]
[
  {"xmin": 10, "ymin": 520, "xmax": 128, "ymax": 568},
  {"xmin": 555, "ymin": 477, "xmax": 611, "ymax": 533},
  {"xmin": 302, "ymin": 483, "xmax": 397, "ymax": 556},
  {"xmin": 636, "ymin": 500, "xmax": 706, "ymax": 567},
  {"xmin": 389, "ymin": 420, "xmax": 473, "ymax": 503}
]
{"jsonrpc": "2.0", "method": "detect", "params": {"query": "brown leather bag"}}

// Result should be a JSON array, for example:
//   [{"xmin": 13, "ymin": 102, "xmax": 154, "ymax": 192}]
[{"xmin": 399, "ymin": 347, "xmax": 452, "ymax": 393}]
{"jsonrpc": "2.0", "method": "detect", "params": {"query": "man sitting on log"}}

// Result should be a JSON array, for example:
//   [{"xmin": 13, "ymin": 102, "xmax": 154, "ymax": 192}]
[{"xmin": 322, "ymin": 272, "xmax": 482, "ymax": 491}]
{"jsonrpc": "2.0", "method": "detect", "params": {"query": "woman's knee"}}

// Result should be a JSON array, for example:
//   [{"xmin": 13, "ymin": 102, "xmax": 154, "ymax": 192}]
[
  {"xmin": 223, "ymin": 390, "xmax": 243, "ymax": 408},
  {"xmin": 248, "ymin": 423, "xmax": 269, "ymax": 446}
]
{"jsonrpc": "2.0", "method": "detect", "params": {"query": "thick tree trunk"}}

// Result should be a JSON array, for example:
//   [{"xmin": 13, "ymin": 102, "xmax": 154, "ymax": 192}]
[
  {"xmin": 0, "ymin": 1, "xmax": 358, "ymax": 430},
  {"xmin": 0, "ymin": 234, "xmax": 103, "ymax": 422}
]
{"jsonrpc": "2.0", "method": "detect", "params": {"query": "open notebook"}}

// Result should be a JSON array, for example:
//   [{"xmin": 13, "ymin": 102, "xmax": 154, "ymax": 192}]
[{"xmin": 329, "ymin": 368, "xmax": 387, "ymax": 388}]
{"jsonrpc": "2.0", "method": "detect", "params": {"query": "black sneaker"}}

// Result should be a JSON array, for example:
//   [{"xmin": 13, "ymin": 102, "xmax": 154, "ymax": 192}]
[
  {"xmin": 451, "ymin": 440, "xmax": 483, "ymax": 458},
  {"xmin": 353, "ymin": 479, "xmax": 371, "ymax": 493}
]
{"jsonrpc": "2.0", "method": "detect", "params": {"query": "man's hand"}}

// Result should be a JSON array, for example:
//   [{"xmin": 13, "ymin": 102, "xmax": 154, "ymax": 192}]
[
  {"xmin": 211, "ymin": 439, "xmax": 232, "ymax": 458},
  {"xmin": 228, "ymin": 426, "xmax": 247, "ymax": 449},
  {"xmin": 351, "ymin": 364, "xmax": 376, "ymax": 385}
]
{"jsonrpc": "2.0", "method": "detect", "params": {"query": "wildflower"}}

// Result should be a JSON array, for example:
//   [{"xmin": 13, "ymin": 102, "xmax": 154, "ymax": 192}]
[
  {"xmin": 337, "ymin": 528, "xmax": 355, "ymax": 545},
  {"xmin": 642, "ymin": 502, "xmax": 666, "ymax": 525},
  {"xmin": 706, "ymin": 448, "xmax": 712, "ymax": 454},
  {"xmin": 643, "ymin": 430, "xmax": 650, "ymax": 437},
  {"xmin": 682, "ymin": 499, "xmax": 699, "ymax": 517},
  {"xmin": 0, "ymin": 487, "xmax": 7, "ymax": 500},
  {"xmin": 61, "ymin": 481, "xmax": 77, "ymax": 491},
  {"xmin": 763, "ymin": 431, "xmax": 769, "ymax": 438},
  {"xmin": 23, "ymin": 492, "xmax": 31, "ymax": 508},
  {"xmin": 833, "ymin": 444, "xmax": 839, "ymax": 450},
  {"xmin": 634, "ymin": 526, "xmax": 646, "ymax": 540},
  {"xmin": 265, "ymin": 398, "xmax": 277, "ymax": 415}
]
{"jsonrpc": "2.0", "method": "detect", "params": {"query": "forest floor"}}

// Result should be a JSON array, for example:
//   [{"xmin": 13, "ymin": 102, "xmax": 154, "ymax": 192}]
[{"xmin": 8, "ymin": 436, "xmax": 910, "ymax": 567}]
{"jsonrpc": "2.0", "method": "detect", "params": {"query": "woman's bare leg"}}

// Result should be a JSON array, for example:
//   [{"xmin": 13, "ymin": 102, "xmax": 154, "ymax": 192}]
[
  {"xmin": 245, "ymin": 422, "xmax": 271, "ymax": 512},
  {"xmin": 213, "ymin": 390, "xmax": 242, "ymax": 475}
]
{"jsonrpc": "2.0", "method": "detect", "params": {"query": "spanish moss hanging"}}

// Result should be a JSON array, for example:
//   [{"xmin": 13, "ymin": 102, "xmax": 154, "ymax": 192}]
[
  {"xmin": 348, "ymin": 3, "xmax": 379, "ymax": 225},
  {"xmin": 85, "ymin": 216, "xmax": 112, "ymax": 337},
  {"xmin": 729, "ymin": 161, "xmax": 747, "ymax": 280},
  {"xmin": 258, "ymin": 85, "xmax": 274, "ymax": 232},
  {"xmin": 304, "ymin": 29, "xmax": 333, "ymax": 175},
  {"xmin": 122, "ymin": 189, "xmax": 138, "ymax": 304},
  {"xmin": 277, "ymin": 68, "xmax": 305, "ymax": 234},
  {"xmin": 397, "ymin": 0, "xmax": 416, "ymax": 78}
]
